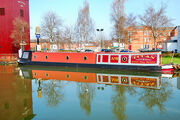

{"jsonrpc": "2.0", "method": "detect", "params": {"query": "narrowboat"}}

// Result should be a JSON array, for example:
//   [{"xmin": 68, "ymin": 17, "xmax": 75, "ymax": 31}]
[{"xmin": 18, "ymin": 51, "xmax": 162, "ymax": 71}]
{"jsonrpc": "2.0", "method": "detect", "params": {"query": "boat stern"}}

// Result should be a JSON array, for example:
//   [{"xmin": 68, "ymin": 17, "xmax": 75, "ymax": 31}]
[{"xmin": 18, "ymin": 51, "xmax": 33, "ymax": 65}]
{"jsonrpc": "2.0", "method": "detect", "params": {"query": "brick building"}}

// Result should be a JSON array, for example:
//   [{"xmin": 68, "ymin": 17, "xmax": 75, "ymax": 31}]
[
  {"xmin": 125, "ymin": 26, "xmax": 178, "ymax": 51},
  {"xmin": 30, "ymin": 39, "xmax": 78, "ymax": 51},
  {"xmin": 30, "ymin": 39, "xmax": 98, "ymax": 51},
  {"xmin": 0, "ymin": 0, "xmax": 30, "ymax": 54}
]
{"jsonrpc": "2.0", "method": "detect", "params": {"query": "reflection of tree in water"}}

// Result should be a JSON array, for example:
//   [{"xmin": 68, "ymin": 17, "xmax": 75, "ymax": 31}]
[
  {"xmin": 126, "ymin": 86, "xmax": 137, "ymax": 97},
  {"xmin": 78, "ymin": 83, "xmax": 95, "ymax": 115},
  {"xmin": 138, "ymin": 79, "xmax": 173, "ymax": 112},
  {"xmin": 111, "ymin": 85, "xmax": 127, "ymax": 120},
  {"xmin": 42, "ymin": 80, "xmax": 64, "ymax": 107}
]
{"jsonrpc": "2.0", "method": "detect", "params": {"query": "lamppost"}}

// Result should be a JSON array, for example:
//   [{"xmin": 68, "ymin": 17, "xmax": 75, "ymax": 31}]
[
  {"xmin": 96, "ymin": 29, "xmax": 104, "ymax": 50},
  {"xmin": 35, "ymin": 26, "xmax": 41, "ymax": 51}
]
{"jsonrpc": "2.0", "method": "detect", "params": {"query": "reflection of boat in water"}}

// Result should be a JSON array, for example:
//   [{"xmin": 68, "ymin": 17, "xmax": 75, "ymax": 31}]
[
  {"xmin": 19, "ymin": 66, "xmax": 162, "ymax": 89},
  {"xmin": 97, "ymin": 73, "xmax": 161, "ymax": 89}
]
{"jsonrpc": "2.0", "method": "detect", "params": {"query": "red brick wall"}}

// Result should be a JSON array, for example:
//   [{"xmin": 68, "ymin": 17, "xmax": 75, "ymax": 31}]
[{"xmin": 126, "ymin": 26, "xmax": 178, "ymax": 51}]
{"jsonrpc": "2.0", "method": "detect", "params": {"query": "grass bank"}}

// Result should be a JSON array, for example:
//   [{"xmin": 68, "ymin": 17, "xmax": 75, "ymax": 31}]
[{"xmin": 162, "ymin": 56, "xmax": 180, "ymax": 65}]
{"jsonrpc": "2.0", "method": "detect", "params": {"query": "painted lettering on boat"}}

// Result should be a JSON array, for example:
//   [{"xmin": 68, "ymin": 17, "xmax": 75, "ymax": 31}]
[
  {"xmin": 110, "ymin": 55, "xmax": 119, "ymax": 63},
  {"xmin": 131, "ymin": 54, "xmax": 157, "ymax": 64}
]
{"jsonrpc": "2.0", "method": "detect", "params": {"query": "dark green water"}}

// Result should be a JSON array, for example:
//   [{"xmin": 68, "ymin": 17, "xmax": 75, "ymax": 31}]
[{"xmin": 0, "ymin": 65, "xmax": 180, "ymax": 120}]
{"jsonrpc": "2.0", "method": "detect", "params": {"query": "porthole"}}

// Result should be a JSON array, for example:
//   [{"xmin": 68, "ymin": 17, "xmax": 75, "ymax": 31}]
[
  {"xmin": 34, "ymin": 72, "xmax": 37, "ymax": 76},
  {"xmin": 67, "ymin": 74, "xmax": 70, "ymax": 78},
  {"xmin": 66, "ymin": 56, "xmax": 69, "ymax": 60},
  {"xmin": 84, "ymin": 76, "xmax": 88, "ymax": 80},
  {"xmin": 34, "ymin": 56, "xmax": 36, "ymax": 59},
  {"xmin": 84, "ymin": 56, "xmax": 87, "ymax": 60},
  {"xmin": 45, "ymin": 56, "xmax": 48, "ymax": 59},
  {"xmin": 122, "ymin": 57, "xmax": 127, "ymax": 62}
]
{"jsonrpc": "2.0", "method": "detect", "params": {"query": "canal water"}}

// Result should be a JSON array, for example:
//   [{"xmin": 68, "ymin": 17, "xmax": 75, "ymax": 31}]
[{"xmin": 0, "ymin": 65, "xmax": 180, "ymax": 120}]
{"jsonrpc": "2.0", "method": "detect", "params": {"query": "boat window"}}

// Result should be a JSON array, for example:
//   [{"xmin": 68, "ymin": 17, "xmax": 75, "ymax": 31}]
[
  {"xmin": 34, "ymin": 72, "xmax": 37, "ymax": 76},
  {"xmin": 45, "ymin": 56, "xmax": 48, "ymax": 59},
  {"xmin": 67, "ymin": 74, "xmax": 70, "ymax": 78},
  {"xmin": 34, "ymin": 56, "xmax": 36, "ymax": 59},
  {"xmin": 66, "ymin": 56, "xmax": 69, "ymax": 60},
  {"xmin": 84, "ymin": 56, "xmax": 87, "ymax": 60},
  {"xmin": 22, "ymin": 52, "xmax": 29, "ymax": 59},
  {"xmin": 84, "ymin": 76, "xmax": 88, "ymax": 80},
  {"xmin": 46, "ymin": 73, "xmax": 48, "ymax": 77}
]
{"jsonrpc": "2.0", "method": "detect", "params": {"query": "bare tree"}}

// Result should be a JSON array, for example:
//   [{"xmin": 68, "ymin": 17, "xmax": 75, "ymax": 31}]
[
  {"xmin": 139, "ymin": 3, "xmax": 172, "ymax": 49},
  {"xmin": 10, "ymin": 17, "xmax": 29, "ymax": 50},
  {"xmin": 55, "ymin": 29, "xmax": 64, "ymax": 50},
  {"xmin": 111, "ymin": 0, "xmax": 127, "ymax": 51},
  {"xmin": 125, "ymin": 13, "xmax": 137, "ymax": 27},
  {"xmin": 62, "ymin": 25, "xmax": 75, "ymax": 50},
  {"xmin": 41, "ymin": 11, "xmax": 62, "ymax": 44},
  {"xmin": 75, "ymin": 0, "xmax": 95, "ymax": 49}
]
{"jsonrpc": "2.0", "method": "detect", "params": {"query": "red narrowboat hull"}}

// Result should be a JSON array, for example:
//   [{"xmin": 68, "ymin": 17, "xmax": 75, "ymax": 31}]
[{"xmin": 18, "ymin": 51, "xmax": 162, "ymax": 71}]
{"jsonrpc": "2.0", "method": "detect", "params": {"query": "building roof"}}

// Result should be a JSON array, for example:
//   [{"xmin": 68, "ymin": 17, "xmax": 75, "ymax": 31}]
[{"xmin": 127, "ymin": 26, "xmax": 176, "ymax": 30}]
